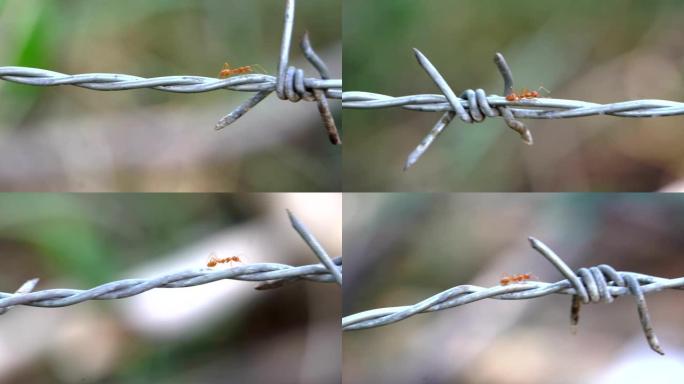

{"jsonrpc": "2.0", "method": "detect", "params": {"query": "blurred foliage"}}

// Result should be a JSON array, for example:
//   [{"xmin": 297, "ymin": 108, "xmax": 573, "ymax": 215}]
[
  {"xmin": 0, "ymin": 194, "xmax": 247, "ymax": 286},
  {"xmin": 344, "ymin": 0, "xmax": 684, "ymax": 191}
]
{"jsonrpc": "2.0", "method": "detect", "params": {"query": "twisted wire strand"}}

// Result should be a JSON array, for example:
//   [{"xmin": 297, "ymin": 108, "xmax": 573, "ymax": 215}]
[
  {"xmin": 0, "ymin": 0, "xmax": 341, "ymax": 144},
  {"xmin": 341, "ymin": 49, "xmax": 684, "ymax": 169},
  {"xmin": 342, "ymin": 237, "xmax": 683, "ymax": 355},
  {"xmin": 0, "ymin": 278, "xmax": 39, "ymax": 315},
  {"xmin": 0, "ymin": 258, "xmax": 342, "ymax": 311},
  {"xmin": 0, "ymin": 209, "xmax": 342, "ymax": 313}
]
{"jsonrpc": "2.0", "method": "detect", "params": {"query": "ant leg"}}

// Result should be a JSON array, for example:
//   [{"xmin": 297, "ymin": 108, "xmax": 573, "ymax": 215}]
[{"xmin": 250, "ymin": 64, "xmax": 269, "ymax": 75}]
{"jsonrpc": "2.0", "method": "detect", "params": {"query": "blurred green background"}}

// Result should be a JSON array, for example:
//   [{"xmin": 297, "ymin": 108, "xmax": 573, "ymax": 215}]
[
  {"xmin": 0, "ymin": 194, "xmax": 253, "ymax": 288},
  {"xmin": 343, "ymin": 0, "xmax": 684, "ymax": 191},
  {"xmin": 343, "ymin": 193, "xmax": 684, "ymax": 384},
  {"xmin": 0, "ymin": 193, "xmax": 341, "ymax": 383},
  {"xmin": 0, "ymin": 0, "xmax": 340, "ymax": 191}
]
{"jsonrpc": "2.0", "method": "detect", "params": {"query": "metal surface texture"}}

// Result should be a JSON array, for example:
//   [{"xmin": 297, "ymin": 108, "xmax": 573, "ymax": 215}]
[
  {"xmin": 342, "ymin": 50, "xmax": 684, "ymax": 169},
  {"xmin": 0, "ymin": 0, "xmax": 342, "ymax": 144},
  {"xmin": 343, "ymin": 237, "xmax": 682, "ymax": 355},
  {"xmin": 0, "ymin": 210, "xmax": 342, "ymax": 313}
]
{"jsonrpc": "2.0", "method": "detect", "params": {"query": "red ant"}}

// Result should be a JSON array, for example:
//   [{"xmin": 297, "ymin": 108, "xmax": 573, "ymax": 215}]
[
  {"xmin": 500, "ymin": 273, "xmax": 536, "ymax": 286},
  {"xmin": 218, "ymin": 62, "xmax": 267, "ymax": 78},
  {"xmin": 206, "ymin": 252, "xmax": 244, "ymax": 268},
  {"xmin": 505, "ymin": 86, "xmax": 549, "ymax": 102}
]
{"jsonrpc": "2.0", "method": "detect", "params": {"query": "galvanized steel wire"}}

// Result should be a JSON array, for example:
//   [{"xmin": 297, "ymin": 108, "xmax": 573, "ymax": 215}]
[
  {"xmin": 0, "ymin": 0, "xmax": 342, "ymax": 144},
  {"xmin": 342, "ymin": 237, "xmax": 684, "ymax": 355},
  {"xmin": 341, "ymin": 49, "xmax": 684, "ymax": 169},
  {"xmin": 0, "ymin": 210, "xmax": 341, "ymax": 313}
]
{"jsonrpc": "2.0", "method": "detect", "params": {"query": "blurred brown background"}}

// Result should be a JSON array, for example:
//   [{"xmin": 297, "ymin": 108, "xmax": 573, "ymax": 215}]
[
  {"xmin": 343, "ymin": 193, "xmax": 684, "ymax": 384},
  {"xmin": 344, "ymin": 0, "xmax": 684, "ymax": 191},
  {"xmin": 0, "ymin": 193, "xmax": 341, "ymax": 383},
  {"xmin": 0, "ymin": 0, "xmax": 341, "ymax": 191}
]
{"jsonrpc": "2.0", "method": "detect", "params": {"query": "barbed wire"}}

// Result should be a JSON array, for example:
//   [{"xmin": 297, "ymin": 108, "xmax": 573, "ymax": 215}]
[
  {"xmin": 0, "ymin": 210, "xmax": 341, "ymax": 314},
  {"xmin": 0, "ymin": 0, "xmax": 342, "ymax": 144},
  {"xmin": 341, "ymin": 49, "xmax": 684, "ymax": 170},
  {"xmin": 342, "ymin": 237, "xmax": 684, "ymax": 355}
]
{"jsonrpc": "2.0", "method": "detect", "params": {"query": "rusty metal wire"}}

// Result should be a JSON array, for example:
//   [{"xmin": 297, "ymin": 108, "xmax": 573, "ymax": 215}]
[
  {"xmin": 342, "ymin": 49, "xmax": 684, "ymax": 169},
  {"xmin": 0, "ymin": 210, "xmax": 341, "ymax": 314},
  {"xmin": 0, "ymin": 0, "xmax": 341, "ymax": 144},
  {"xmin": 342, "ymin": 237, "xmax": 684, "ymax": 355}
]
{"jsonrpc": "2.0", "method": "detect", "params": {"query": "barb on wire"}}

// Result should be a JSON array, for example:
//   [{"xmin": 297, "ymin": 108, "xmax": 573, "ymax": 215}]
[
  {"xmin": 342, "ymin": 237, "xmax": 684, "ymax": 355},
  {"xmin": 341, "ymin": 50, "xmax": 684, "ymax": 169},
  {"xmin": 0, "ymin": 278, "xmax": 39, "ymax": 315},
  {"xmin": 286, "ymin": 209, "xmax": 342, "ymax": 285},
  {"xmin": 0, "ymin": 0, "xmax": 341, "ymax": 144},
  {"xmin": 0, "ymin": 210, "xmax": 341, "ymax": 313}
]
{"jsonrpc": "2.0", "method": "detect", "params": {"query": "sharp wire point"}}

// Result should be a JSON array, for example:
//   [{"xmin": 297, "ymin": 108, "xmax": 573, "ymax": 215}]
[{"xmin": 286, "ymin": 209, "xmax": 342, "ymax": 286}]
